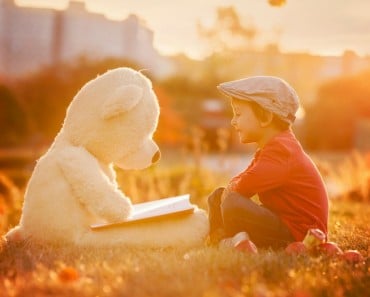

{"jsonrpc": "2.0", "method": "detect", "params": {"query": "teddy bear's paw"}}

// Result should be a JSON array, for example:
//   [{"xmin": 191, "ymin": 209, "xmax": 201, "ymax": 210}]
[{"xmin": 98, "ymin": 193, "xmax": 133, "ymax": 221}]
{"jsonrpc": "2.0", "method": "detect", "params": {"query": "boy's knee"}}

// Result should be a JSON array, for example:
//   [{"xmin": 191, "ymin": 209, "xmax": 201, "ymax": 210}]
[
  {"xmin": 207, "ymin": 187, "xmax": 225, "ymax": 205},
  {"xmin": 221, "ymin": 191, "xmax": 254, "ymax": 219},
  {"xmin": 220, "ymin": 191, "xmax": 239, "ymax": 216}
]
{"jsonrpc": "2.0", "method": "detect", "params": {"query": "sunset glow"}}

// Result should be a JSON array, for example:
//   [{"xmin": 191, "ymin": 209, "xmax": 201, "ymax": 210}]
[
  {"xmin": 1, "ymin": 2, "xmax": 370, "ymax": 296},
  {"xmin": 13, "ymin": 0, "xmax": 370, "ymax": 59}
]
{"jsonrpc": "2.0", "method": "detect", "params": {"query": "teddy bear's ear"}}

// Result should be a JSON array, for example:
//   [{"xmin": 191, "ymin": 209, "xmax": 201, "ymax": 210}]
[{"xmin": 101, "ymin": 85, "xmax": 143, "ymax": 120}]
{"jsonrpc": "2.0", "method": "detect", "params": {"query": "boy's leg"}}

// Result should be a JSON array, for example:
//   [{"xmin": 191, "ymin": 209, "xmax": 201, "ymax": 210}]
[
  {"xmin": 207, "ymin": 187, "xmax": 227, "ymax": 242},
  {"xmin": 221, "ymin": 191, "xmax": 294, "ymax": 248}
]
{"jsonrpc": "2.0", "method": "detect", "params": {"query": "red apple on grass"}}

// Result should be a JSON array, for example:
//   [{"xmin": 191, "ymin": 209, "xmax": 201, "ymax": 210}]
[
  {"xmin": 302, "ymin": 228, "xmax": 326, "ymax": 248},
  {"xmin": 341, "ymin": 250, "xmax": 364, "ymax": 263},
  {"xmin": 285, "ymin": 242, "xmax": 307, "ymax": 255},
  {"xmin": 317, "ymin": 242, "xmax": 343, "ymax": 257}
]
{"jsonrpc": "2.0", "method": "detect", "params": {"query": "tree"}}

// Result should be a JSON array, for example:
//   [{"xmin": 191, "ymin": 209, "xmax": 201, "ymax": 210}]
[
  {"xmin": 0, "ymin": 85, "xmax": 28, "ymax": 146},
  {"xmin": 304, "ymin": 71, "xmax": 370, "ymax": 150},
  {"xmin": 160, "ymin": 72, "xmax": 223, "ymax": 127},
  {"xmin": 16, "ymin": 57, "xmax": 141, "ymax": 142},
  {"xmin": 197, "ymin": 6, "xmax": 257, "ymax": 54},
  {"xmin": 153, "ymin": 86, "xmax": 186, "ymax": 147},
  {"xmin": 13, "ymin": 57, "xmax": 186, "ymax": 148}
]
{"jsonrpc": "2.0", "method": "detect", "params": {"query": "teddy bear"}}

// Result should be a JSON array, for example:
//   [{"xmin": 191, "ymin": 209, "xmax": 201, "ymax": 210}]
[{"xmin": 5, "ymin": 67, "xmax": 209, "ymax": 247}]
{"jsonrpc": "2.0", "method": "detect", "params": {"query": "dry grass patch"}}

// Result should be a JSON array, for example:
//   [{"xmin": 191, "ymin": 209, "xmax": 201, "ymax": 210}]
[{"xmin": 0, "ymin": 200, "xmax": 369, "ymax": 297}]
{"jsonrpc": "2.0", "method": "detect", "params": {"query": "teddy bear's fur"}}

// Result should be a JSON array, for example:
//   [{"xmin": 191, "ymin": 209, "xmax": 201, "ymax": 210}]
[{"xmin": 5, "ymin": 67, "xmax": 209, "ymax": 247}]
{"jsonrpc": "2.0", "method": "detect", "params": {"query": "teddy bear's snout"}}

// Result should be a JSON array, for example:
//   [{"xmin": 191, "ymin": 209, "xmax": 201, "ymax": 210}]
[{"xmin": 152, "ymin": 151, "xmax": 161, "ymax": 163}]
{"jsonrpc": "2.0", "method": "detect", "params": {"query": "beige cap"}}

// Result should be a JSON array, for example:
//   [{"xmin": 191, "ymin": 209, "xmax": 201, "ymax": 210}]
[{"xmin": 217, "ymin": 76, "xmax": 300, "ymax": 124}]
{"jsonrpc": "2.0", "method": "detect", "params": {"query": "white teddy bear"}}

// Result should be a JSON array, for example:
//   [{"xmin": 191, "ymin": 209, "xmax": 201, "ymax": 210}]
[{"xmin": 5, "ymin": 67, "xmax": 209, "ymax": 247}]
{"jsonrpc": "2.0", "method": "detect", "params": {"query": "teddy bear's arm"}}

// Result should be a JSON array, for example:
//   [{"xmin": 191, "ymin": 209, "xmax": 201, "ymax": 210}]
[{"xmin": 57, "ymin": 147, "xmax": 132, "ymax": 221}]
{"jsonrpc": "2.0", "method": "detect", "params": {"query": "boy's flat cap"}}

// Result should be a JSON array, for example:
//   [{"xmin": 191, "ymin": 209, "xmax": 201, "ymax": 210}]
[{"xmin": 217, "ymin": 76, "xmax": 300, "ymax": 124}]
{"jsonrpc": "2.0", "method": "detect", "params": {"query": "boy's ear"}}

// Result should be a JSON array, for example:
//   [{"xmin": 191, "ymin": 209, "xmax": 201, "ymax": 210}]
[
  {"xmin": 101, "ymin": 85, "xmax": 143, "ymax": 120},
  {"xmin": 259, "ymin": 110, "xmax": 274, "ymax": 128}
]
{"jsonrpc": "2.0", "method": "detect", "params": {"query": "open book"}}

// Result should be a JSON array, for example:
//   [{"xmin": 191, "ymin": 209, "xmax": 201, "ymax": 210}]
[{"xmin": 90, "ymin": 194, "xmax": 194, "ymax": 230}]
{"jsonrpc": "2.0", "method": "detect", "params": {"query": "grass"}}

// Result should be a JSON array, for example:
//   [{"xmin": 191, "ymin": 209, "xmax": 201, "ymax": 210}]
[
  {"xmin": 0, "ymin": 200, "xmax": 369, "ymax": 297},
  {"xmin": 0, "ymin": 151, "xmax": 369, "ymax": 297}
]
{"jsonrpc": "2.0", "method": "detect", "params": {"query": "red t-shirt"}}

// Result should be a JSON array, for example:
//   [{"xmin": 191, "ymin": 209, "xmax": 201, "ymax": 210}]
[{"xmin": 229, "ymin": 130, "xmax": 328, "ymax": 241}]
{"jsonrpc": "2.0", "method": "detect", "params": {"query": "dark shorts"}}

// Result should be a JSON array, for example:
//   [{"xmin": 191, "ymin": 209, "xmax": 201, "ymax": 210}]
[{"xmin": 207, "ymin": 187, "xmax": 294, "ymax": 248}]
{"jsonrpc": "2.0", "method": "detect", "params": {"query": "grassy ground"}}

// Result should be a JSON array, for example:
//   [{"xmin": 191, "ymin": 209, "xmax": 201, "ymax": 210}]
[
  {"xmin": 0, "ymin": 151, "xmax": 369, "ymax": 297},
  {"xmin": 0, "ymin": 199, "xmax": 369, "ymax": 297}
]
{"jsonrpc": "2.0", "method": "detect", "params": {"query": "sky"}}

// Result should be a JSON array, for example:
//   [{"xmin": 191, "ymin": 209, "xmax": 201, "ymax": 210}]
[{"xmin": 14, "ymin": 0, "xmax": 370, "ymax": 59}]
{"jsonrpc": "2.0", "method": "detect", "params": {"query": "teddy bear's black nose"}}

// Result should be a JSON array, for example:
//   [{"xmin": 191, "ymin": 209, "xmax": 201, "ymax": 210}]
[{"xmin": 152, "ymin": 151, "xmax": 161, "ymax": 163}]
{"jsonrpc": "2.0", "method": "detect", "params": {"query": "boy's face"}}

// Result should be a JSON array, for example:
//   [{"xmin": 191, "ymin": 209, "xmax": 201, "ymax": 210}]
[{"xmin": 230, "ymin": 98, "xmax": 262, "ymax": 144}]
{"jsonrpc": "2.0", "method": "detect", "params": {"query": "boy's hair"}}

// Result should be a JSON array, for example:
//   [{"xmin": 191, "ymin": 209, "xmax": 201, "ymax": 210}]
[{"xmin": 248, "ymin": 101, "xmax": 290, "ymax": 131}]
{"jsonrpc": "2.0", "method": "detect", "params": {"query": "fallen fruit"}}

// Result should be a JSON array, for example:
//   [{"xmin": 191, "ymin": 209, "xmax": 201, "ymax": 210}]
[
  {"xmin": 317, "ymin": 242, "xmax": 343, "ymax": 257},
  {"xmin": 234, "ymin": 239, "xmax": 258, "ymax": 254},
  {"xmin": 341, "ymin": 250, "xmax": 364, "ymax": 263},
  {"xmin": 302, "ymin": 228, "xmax": 326, "ymax": 248},
  {"xmin": 285, "ymin": 242, "xmax": 307, "ymax": 255},
  {"xmin": 58, "ymin": 266, "xmax": 80, "ymax": 282}
]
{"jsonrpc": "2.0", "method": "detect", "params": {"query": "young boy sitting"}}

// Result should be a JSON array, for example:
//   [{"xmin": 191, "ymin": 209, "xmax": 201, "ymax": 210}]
[{"xmin": 208, "ymin": 76, "xmax": 329, "ymax": 248}]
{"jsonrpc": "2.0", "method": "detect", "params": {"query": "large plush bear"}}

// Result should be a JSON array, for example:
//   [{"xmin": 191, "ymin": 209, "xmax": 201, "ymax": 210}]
[{"xmin": 5, "ymin": 67, "xmax": 209, "ymax": 247}]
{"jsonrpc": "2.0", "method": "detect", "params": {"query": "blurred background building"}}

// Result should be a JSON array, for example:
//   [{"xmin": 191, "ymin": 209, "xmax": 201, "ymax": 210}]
[
  {"xmin": 0, "ymin": 0, "xmax": 174, "ymax": 78},
  {"xmin": 2, "ymin": 0, "xmax": 370, "ymax": 84}
]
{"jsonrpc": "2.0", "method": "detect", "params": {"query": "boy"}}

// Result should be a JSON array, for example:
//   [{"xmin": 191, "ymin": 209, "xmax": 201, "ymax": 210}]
[{"xmin": 208, "ymin": 76, "xmax": 328, "ymax": 248}]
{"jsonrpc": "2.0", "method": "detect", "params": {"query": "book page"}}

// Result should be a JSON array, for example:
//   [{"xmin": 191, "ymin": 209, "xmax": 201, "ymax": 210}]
[
  {"xmin": 90, "ymin": 194, "xmax": 194, "ymax": 230},
  {"xmin": 129, "ymin": 194, "xmax": 192, "ymax": 221}
]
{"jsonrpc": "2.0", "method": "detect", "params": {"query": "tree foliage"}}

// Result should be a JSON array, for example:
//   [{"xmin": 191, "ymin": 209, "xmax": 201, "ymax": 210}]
[
  {"xmin": 153, "ymin": 86, "xmax": 186, "ymax": 147},
  {"xmin": 0, "ymin": 85, "xmax": 28, "ymax": 147},
  {"xmin": 197, "ymin": 6, "xmax": 257, "ymax": 54},
  {"xmin": 160, "ymin": 73, "xmax": 225, "ymax": 129},
  {"xmin": 305, "ymin": 71, "xmax": 370, "ymax": 150},
  {"xmin": 4, "ymin": 57, "xmax": 185, "ymax": 148}
]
